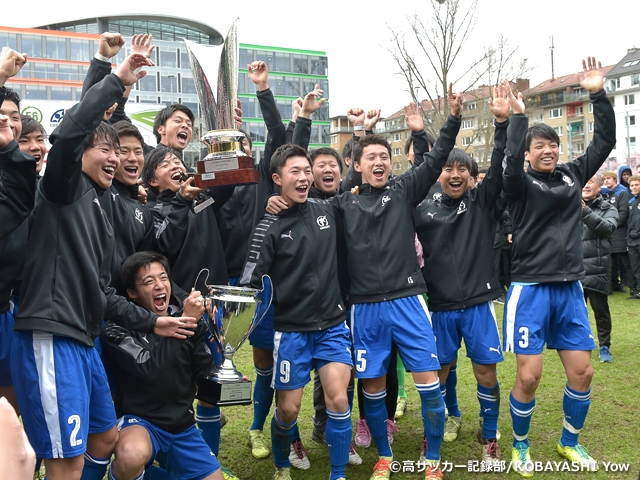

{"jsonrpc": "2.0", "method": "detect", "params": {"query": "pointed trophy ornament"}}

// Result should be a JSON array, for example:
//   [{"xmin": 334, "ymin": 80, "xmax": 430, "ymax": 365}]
[{"xmin": 184, "ymin": 20, "xmax": 259, "ymax": 187}]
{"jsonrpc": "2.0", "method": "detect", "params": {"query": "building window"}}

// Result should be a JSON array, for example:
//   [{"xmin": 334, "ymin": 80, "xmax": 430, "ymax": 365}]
[
  {"xmin": 625, "ymin": 94, "xmax": 635, "ymax": 105},
  {"xmin": 573, "ymin": 87, "xmax": 586, "ymax": 97},
  {"xmin": 633, "ymin": 74, "xmax": 640, "ymax": 86},
  {"xmin": 274, "ymin": 52, "xmax": 290, "ymax": 72},
  {"xmin": 393, "ymin": 133, "xmax": 401, "ymax": 142},
  {"xmin": 588, "ymin": 103, "xmax": 594, "ymax": 113},
  {"xmin": 575, "ymin": 105, "xmax": 583, "ymax": 116},
  {"xmin": 574, "ymin": 143, "xmax": 585, "ymax": 153},
  {"xmin": 159, "ymin": 49, "xmax": 177, "ymax": 68},
  {"xmin": 570, "ymin": 122, "xmax": 584, "ymax": 135},
  {"xmin": 466, "ymin": 102, "xmax": 477, "ymax": 111},
  {"xmin": 331, "ymin": 135, "xmax": 337, "ymax": 145},
  {"xmin": 392, "ymin": 148, "xmax": 401, "ymax": 156},
  {"xmin": 554, "ymin": 126, "xmax": 563, "ymax": 136},
  {"xmin": 559, "ymin": 143, "xmax": 563, "ymax": 154},
  {"xmin": 549, "ymin": 108, "xmax": 562, "ymax": 119},
  {"xmin": 462, "ymin": 136, "xmax": 472, "ymax": 146},
  {"xmin": 462, "ymin": 119, "xmax": 473, "ymax": 130},
  {"xmin": 588, "ymin": 121, "xmax": 594, "ymax": 132},
  {"xmin": 21, "ymin": 35, "xmax": 43, "ymax": 58},
  {"xmin": 628, "ymin": 137, "xmax": 637, "ymax": 147},
  {"xmin": 628, "ymin": 115, "xmax": 636, "ymax": 126}
]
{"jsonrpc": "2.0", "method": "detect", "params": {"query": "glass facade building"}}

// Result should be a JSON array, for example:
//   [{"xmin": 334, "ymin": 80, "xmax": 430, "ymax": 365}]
[{"xmin": 0, "ymin": 16, "xmax": 329, "ymax": 163}]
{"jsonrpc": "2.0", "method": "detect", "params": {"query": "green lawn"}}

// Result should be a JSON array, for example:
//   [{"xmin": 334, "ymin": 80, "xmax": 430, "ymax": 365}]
[{"xmin": 217, "ymin": 291, "xmax": 640, "ymax": 480}]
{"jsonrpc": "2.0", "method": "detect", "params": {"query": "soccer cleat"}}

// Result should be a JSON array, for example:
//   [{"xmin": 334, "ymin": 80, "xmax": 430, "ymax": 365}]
[
  {"xmin": 424, "ymin": 460, "xmax": 444, "ymax": 480},
  {"xmin": 220, "ymin": 411, "xmax": 228, "ymax": 428},
  {"xmin": 395, "ymin": 397, "xmax": 407, "ymax": 418},
  {"xmin": 370, "ymin": 457, "xmax": 393, "ymax": 480},
  {"xmin": 349, "ymin": 441, "xmax": 363, "ymax": 465},
  {"xmin": 479, "ymin": 416, "xmax": 501, "ymax": 440},
  {"xmin": 271, "ymin": 467, "xmax": 292, "ymax": 480},
  {"xmin": 512, "ymin": 441, "xmax": 534, "ymax": 478},
  {"xmin": 355, "ymin": 417, "xmax": 371, "ymax": 448},
  {"xmin": 221, "ymin": 466, "xmax": 240, "ymax": 480},
  {"xmin": 419, "ymin": 436, "xmax": 427, "ymax": 462},
  {"xmin": 248, "ymin": 429, "xmax": 270, "ymax": 459},
  {"xmin": 289, "ymin": 438, "xmax": 310, "ymax": 470},
  {"xmin": 443, "ymin": 415, "xmax": 462, "ymax": 442},
  {"xmin": 557, "ymin": 443, "xmax": 598, "ymax": 471},
  {"xmin": 599, "ymin": 345, "xmax": 613, "ymax": 363},
  {"xmin": 387, "ymin": 419, "xmax": 399, "ymax": 444},
  {"xmin": 477, "ymin": 430, "xmax": 502, "ymax": 466},
  {"xmin": 311, "ymin": 427, "xmax": 328, "ymax": 447}
]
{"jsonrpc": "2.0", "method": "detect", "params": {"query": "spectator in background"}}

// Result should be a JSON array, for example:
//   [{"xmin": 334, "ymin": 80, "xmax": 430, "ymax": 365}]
[
  {"xmin": 581, "ymin": 174, "xmax": 617, "ymax": 362},
  {"xmin": 626, "ymin": 174, "xmax": 640, "ymax": 300}
]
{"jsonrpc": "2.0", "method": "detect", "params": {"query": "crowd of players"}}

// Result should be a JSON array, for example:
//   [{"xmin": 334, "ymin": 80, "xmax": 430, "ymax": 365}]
[{"xmin": 0, "ymin": 30, "xmax": 632, "ymax": 480}]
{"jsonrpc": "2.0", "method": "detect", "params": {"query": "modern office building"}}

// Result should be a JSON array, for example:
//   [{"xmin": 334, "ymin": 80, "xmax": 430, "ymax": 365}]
[{"xmin": 0, "ymin": 15, "xmax": 330, "ymax": 164}]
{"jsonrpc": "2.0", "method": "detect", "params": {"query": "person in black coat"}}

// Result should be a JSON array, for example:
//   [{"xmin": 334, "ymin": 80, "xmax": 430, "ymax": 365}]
[{"xmin": 581, "ymin": 174, "xmax": 617, "ymax": 362}]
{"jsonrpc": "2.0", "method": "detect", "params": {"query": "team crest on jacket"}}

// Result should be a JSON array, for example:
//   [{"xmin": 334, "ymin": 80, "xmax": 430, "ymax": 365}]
[
  {"xmin": 134, "ymin": 208, "xmax": 144, "ymax": 224},
  {"xmin": 432, "ymin": 192, "xmax": 442, "ymax": 202},
  {"xmin": 562, "ymin": 175, "xmax": 575, "ymax": 187},
  {"xmin": 457, "ymin": 201, "xmax": 467, "ymax": 215},
  {"xmin": 610, "ymin": 197, "xmax": 617, "ymax": 204},
  {"xmin": 381, "ymin": 195, "xmax": 390, "ymax": 207},
  {"xmin": 317, "ymin": 215, "xmax": 330, "ymax": 230}
]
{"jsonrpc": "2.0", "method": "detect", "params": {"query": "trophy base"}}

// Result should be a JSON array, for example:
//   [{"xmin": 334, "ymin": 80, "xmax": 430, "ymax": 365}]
[
  {"xmin": 196, "ymin": 376, "xmax": 253, "ymax": 406},
  {"xmin": 193, "ymin": 168, "xmax": 260, "ymax": 188}
]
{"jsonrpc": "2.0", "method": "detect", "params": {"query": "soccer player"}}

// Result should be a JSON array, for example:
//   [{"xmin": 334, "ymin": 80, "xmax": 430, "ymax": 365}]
[
  {"xmin": 11, "ymin": 53, "xmax": 196, "ymax": 480},
  {"xmin": 502, "ymin": 57, "xmax": 615, "ymax": 476},
  {"xmin": 415, "ymin": 79, "xmax": 527, "ymax": 465},
  {"xmin": 100, "ymin": 251, "xmax": 224, "ymax": 480},
  {"xmin": 241, "ymin": 144, "xmax": 353, "ymax": 480}
]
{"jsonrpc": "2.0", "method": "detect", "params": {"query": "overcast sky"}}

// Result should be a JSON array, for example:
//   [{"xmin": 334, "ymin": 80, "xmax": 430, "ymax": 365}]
[{"xmin": 5, "ymin": 0, "xmax": 638, "ymax": 118}]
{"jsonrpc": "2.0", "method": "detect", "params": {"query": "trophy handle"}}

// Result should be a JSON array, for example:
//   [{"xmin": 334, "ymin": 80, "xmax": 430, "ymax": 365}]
[{"xmin": 236, "ymin": 275, "xmax": 273, "ymax": 352}]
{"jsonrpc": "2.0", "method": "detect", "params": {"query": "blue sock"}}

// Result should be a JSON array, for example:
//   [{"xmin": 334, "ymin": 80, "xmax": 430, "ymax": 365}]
[
  {"xmin": 445, "ymin": 364, "xmax": 461, "ymax": 417},
  {"xmin": 251, "ymin": 366, "xmax": 274, "ymax": 431},
  {"xmin": 478, "ymin": 383, "xmax": 500, "ymax": 440},
  {"xmin": 347, "ymin": 382, "xmax": 355, "ymax": 411},
  {"xmin": 510, "ymin": 392, "xmax": 535, "ymax": 447},
  {"xmin": 560, "ymin": 384, "xmax": 591, "ymax": 447},
  {"xmin": 272, "ymin": 408, "xmax": 296, "ymax": 468},
  {"xmin": 416, "ymin": 381, "xmax": 445, "ymax": 461},
  {"xmin": 80, "ymin": 452, "xmax": 110, "ymax": 480},
  {"xmin": 196, "ymin": 403, "xmax": 221, "ymax": 456},
  {"xmin": 363, "ymin": 389, "xmax": 392, "ymax": 457},
  {"xmin": 326, "ymin": 408, "xmax": 351, "ymax": 480},
  {"xmin": 143, "ymin": 465, "xmax": 172, "ymax": 479},
  {"xmin": 107, "ymin": 466, "xmax": 145, "ymax": 480}
]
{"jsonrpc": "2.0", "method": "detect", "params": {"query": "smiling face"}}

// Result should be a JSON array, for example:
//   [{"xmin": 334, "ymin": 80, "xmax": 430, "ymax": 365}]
[
  {"xmin": 82, "ymin": 139, "xmax": 120, "ymax": 189},
  {"xmin": 127, "ymin": 261, "xmax": 172, "ymax": 316},
  {"xmin": 441, "ymin": 162, "xmax": 470, "ymax": 199},
  {"xmin": 18, "ymin": 130, "xmax": 47, "ymax": 174},
  {"xmin": 0, "ymin": 100, "xmax": 22, "ymax": 140},
  {"xmin": 273, "ymin": 155, "xmax": 313, "ymax": 205},
  {"xmin": 525, "ymin": 137, "xmax": 559, "ymax": 173},
  {"xmin": 114, "ymin": 135, "xmax": 145, "ymax": 186},
  {"xmin": 158, "ymin": 110, "xmax": 193, "ymax": 151},
  {"xmin": 630, "ymin": 179, "xmax": 640, "ymax": 196},
  {"xmin": 312, "ymin": 153, "xmax": 341, "ymax": 195},
  {"xmin": 582, "ymin": 175, "xmax": 600, "ymax": 202},
  {"xmin": 603, "ymin": 174, "xmax": 616, "ymax": 189},
  {"xmin": 355, "ymin": 144, "xmax": 391, "ymax": 188},
  {"xmin": 148, "ymin": 152, "xmax": 186, "ymax": 193}
]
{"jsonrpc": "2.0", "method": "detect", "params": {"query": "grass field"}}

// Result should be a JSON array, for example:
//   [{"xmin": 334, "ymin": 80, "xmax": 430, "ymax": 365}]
[{"xmin": 216, "ymin": 290, "xmax": 640, "ymax": 480}]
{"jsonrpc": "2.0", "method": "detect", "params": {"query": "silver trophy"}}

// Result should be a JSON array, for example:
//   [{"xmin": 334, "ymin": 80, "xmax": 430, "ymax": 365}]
[
  {"xmin": 196, "ymin": 273, "xmax": 273, "ymax": 406},
  {"xmin": 184, "ymin": 20, "xmax": 259, "ymax": 188}
]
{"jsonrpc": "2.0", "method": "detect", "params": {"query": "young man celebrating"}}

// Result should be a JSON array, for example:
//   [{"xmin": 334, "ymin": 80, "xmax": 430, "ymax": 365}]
[
  {"xmin": 414, "ymin": 80, "xmax": 527, "ymax": 465},
  {"xmin": 11, "ymin": 53, "xmax": 196, "ymax": 480},
  {"xmin": 241, "ymin": 144, "xmax": 353, "ymax": 480},
  {"xmin": 502, "ymin": 57, "xmax": 615, "ymax": 476},
  {"xmin": 100, "ymin": 251, "xmax": 224, "ymax": 480}
]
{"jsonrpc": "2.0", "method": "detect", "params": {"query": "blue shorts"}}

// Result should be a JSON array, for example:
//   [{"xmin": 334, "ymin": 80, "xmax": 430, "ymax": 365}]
[
  {"xmin": 11, "ymin": 331, "xmax": 117, "ymax": 458},
  {"xmin": 350, "ymin": 296, "xmax": 440, "ymax": 379},
  {"xmin": 431, "ymin": 301, "xmax": 504, "ymax": 365},
  {"xmin": 272, "ymin": 322, "xmax": 353, "ymax": 390},
  {"xmin": 503, "ymin": 281, "xmax": 596, "ymax": 354},
  {"xmin": 118, "ymin": 416, "xmax": 220, "ymax": 480},
  {"xmin": 0, "ymin": 309, "xmax": 15, "ymax": 387}
]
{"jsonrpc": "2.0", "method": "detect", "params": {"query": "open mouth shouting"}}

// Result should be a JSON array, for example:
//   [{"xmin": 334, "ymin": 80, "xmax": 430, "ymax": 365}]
[{"xmin": 153, "ymin": 293, "xmax": 167, "ymax": 312}]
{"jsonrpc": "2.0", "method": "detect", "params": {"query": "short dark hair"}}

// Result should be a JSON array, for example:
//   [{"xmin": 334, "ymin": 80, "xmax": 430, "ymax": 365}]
[
  {"xmin": 141, "ymin": 145, "xmax": 181, "ymax": 186},
  {"xmin": 84, "ymin": 122, "xmax": 119, "ymax": 153},
  {"xmin": 443, "ymin": 148, "xmax": 474, "ymax": 172},
  {"xmin": 153, "ymin": 104, "xmax": 195, "ymax": 143},
  {"xmin": 310, "ymin": 147, "xmax": 344, "ymax": 174},
  {"xmin": 352, "ymin": 135, "xmax": 391, "ymax": 164},
  {"xmin": 121, "ymin": 251, "xmax": 171, "ymax": 295},
  {"xmin": 3, "ymin": 87, "xmax": 20, "ymax": 110},
  {"xmin": 239, "ymin": 128, "xmax": 253, "ymax": 152},
  {"xmin": 20, "ymin": 115, "xmax": 46, "ymax": 137},
  {"xmin": 270, "ymin": 143, "xmax": 311, "ymax": 176},
  {"xmin": 112, "ymin": 120, "xmax": 144, "ymax": 147},
  {"xmin": 342, "ymin": 138, "xmax": 358, "ymax": 161},
  {"xmin": 405, "ymin": 132, "xmax": 437, "ymax": 156},
  {"xmin": 525, "ymin": 123, "xmax": 560, "ymax": 151}
]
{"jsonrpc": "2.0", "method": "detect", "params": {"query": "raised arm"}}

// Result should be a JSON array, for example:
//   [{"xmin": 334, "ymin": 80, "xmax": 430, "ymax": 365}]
[
  {"xmin": 502, "ymin": 79, "xmax": 528, "ymax": 200},
  {"xmin": 80, "ymin": 32, "xmax": 123, "ymax": 100},
  {"xmin": 293, "ymin": 83, "xmax": 326, "ymax": 150}
]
